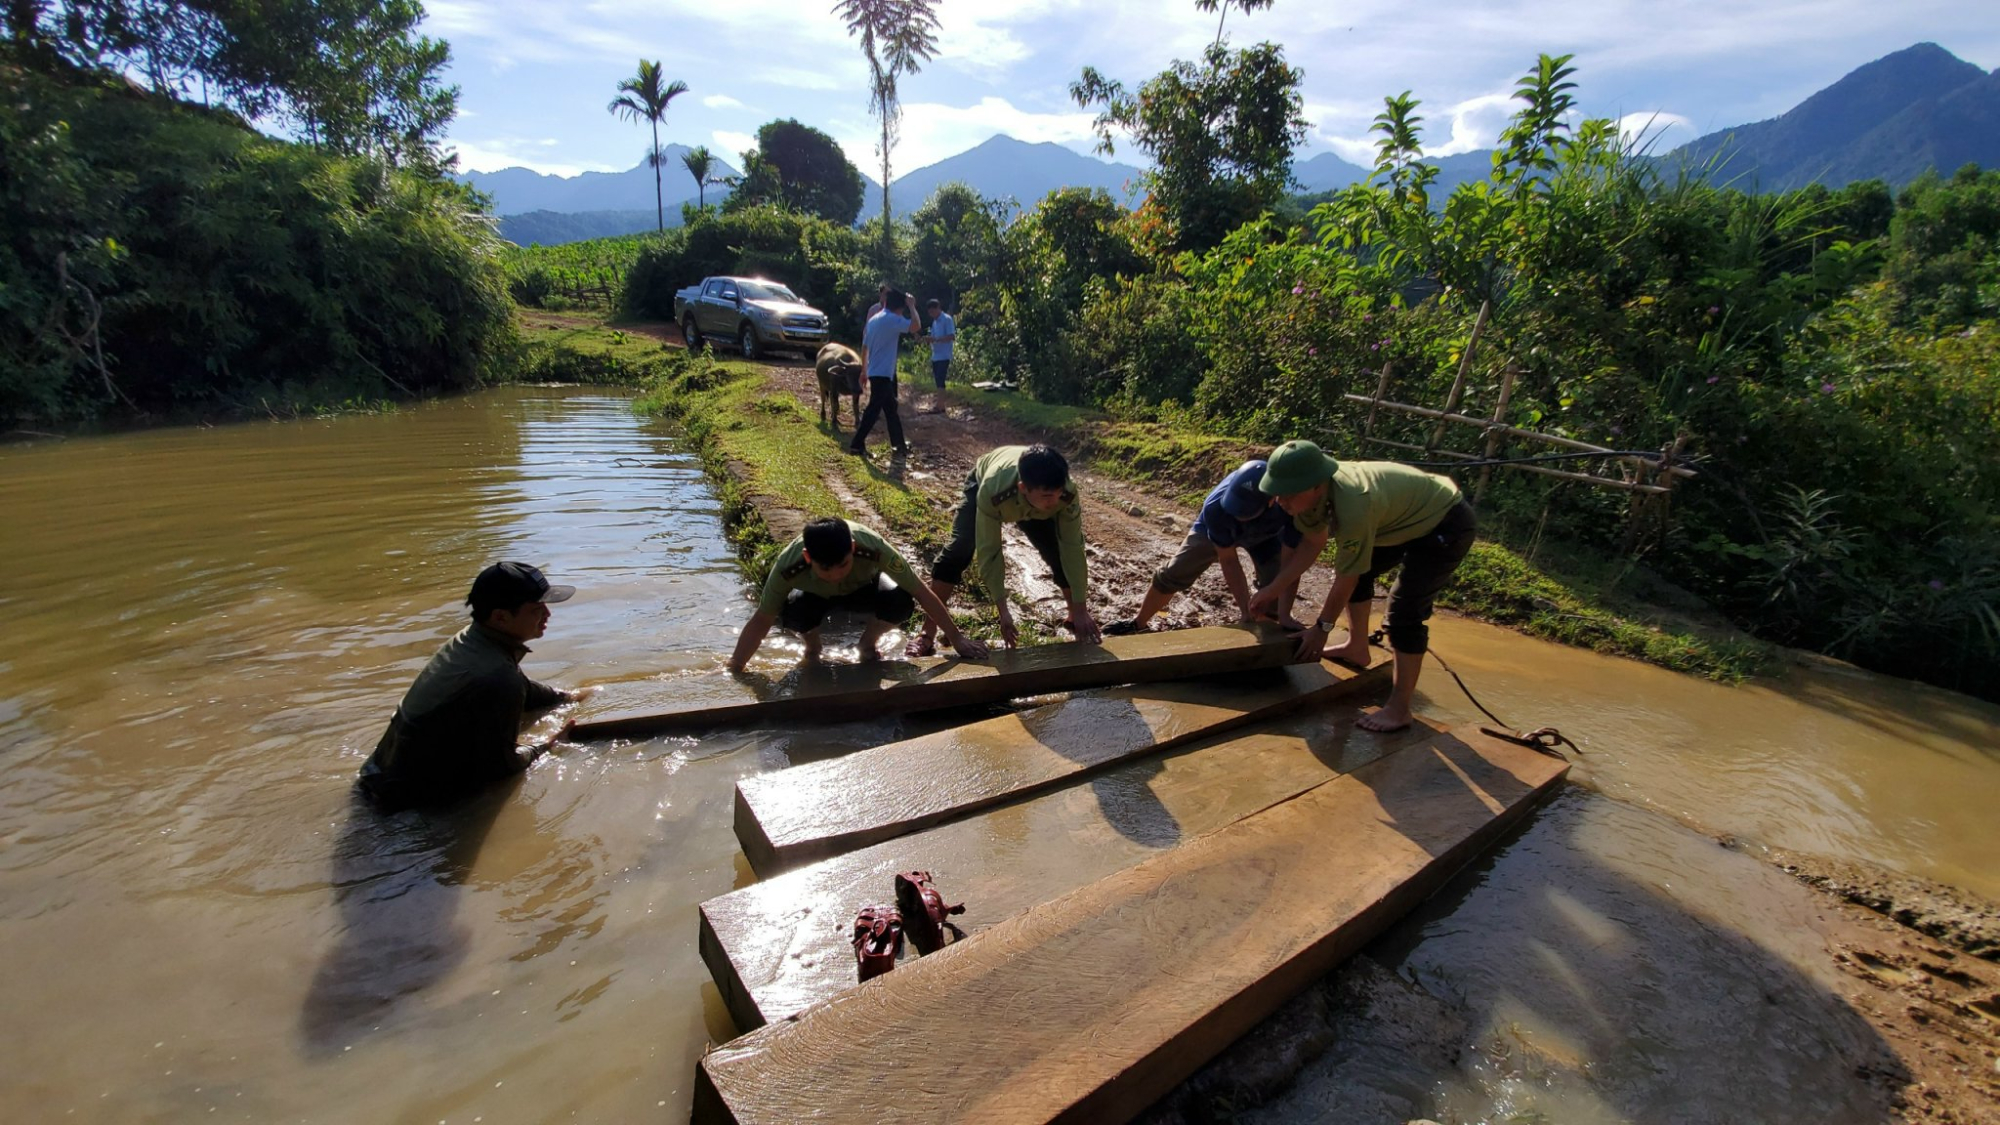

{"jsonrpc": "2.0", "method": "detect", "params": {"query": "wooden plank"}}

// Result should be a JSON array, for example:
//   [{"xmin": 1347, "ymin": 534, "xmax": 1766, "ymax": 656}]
[
  {"xmin": 734, "ymin": 659, "xmax": 1390, "ymax": 876},
  {"xmin": 698, "ymin": 706, "xmax": 1441, "ymax": 1034},
  {"xmin": 1339, "ymin": 393, "xmax": 1699, "ymax": 477},
  {"xmin": 571, "ymin": 624, "xmax": 1296, "ymax": 741},
  {"xmin": 693, "ymin": 728, "xmax": 1569, "ymax": 1125}
]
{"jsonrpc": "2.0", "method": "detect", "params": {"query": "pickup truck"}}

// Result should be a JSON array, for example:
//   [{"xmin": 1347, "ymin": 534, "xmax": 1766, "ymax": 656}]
[{"xmin": 673, "ymin": 276, "xmax": 830, "ymax": 360}]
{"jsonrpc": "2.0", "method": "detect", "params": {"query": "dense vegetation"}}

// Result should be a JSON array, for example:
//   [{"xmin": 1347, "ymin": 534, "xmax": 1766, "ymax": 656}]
[
  {"xmin": 2, "ymin": 4, "xmax": 511, "ymax": 423},
  {"xmin": 1, "ymin": 55, "xmax": 511, "ymax": 422}
]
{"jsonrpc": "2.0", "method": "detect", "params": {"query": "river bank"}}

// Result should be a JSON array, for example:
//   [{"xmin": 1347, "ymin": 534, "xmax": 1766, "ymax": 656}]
[{"xmin": 547, "ymin": 311, "xmax": 2000, "ymax": 1122}]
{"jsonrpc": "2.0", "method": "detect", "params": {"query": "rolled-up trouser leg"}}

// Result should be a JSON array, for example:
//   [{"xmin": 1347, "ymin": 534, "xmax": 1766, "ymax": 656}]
[
  {"xmin": 928, "ymin": 472, "xmax": 982, "ymax": 586},
  {"xmin": 780, "ymin": 576, "xmax": 915, "ymax": 633},
  {"xmin": 1150, "ymin": 529, "xmax": 1220, "ymax": 594},
  {"xmin": 1381, "ymin": 500, "xmax": 1477, "ymax": 655},
  {"xmin": 1016, "ymin": 516, "xmax": 1073, "ymax": 592},
  {"xmin": 862, "ymin": 575, "xmax": 917, "ymax": 623}
]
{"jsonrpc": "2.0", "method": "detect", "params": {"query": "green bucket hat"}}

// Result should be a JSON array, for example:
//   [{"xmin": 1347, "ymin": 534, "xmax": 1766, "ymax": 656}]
[{"xmin": 1258, "ymin": 440, "xmax": 1340, "ymax": 495}]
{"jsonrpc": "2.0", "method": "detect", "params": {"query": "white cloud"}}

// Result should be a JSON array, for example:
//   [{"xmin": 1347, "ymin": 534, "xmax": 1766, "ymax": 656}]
[
  {"xmin": 819, "ymin": 96, "xmax": 1103, "ymax": 178},
  {"xmin": 448, "ymin": 136, "xmax": 616, "ymax": 176},
  {"xmin": 1617, "ymin": 111, "xmax": 1697, "ymax": 155},
  {"xmin": 703, "ymin": 94, "xmax": 745, "ymax": 110},
  {"xmin": 712, "ymin": 131, "xmax": 757, "ymax": 161}
]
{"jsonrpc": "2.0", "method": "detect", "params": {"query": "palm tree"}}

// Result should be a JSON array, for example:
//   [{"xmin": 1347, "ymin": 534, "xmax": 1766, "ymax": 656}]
[
  {"xmin": 833, "ymin": 0, "xmax": 940, "ymax": 260},
  {"xmin": 1194, "ymin": 0, "xmax": 1275, "ymax": 48},
  {"xmin": 608, "ymin": 60, "xmax": 689, "ymax": 232},
  {"xmin": 682, "ymin": 145, "xmax": 716, "ymax": 210}
]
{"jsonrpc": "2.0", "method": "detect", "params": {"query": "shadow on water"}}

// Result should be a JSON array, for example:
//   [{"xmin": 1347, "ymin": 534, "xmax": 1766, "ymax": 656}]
[
  {"xmin": 1758, "ymin": 655, "xmax": 2000, "ymax": 766},
  {"xmin": 1150, "ymin": 787, "xmax": 1910, "ymax": 1125},
  {"xmin": 298, "ymin": 782, "xmax": 518, "ymax": 1056}
]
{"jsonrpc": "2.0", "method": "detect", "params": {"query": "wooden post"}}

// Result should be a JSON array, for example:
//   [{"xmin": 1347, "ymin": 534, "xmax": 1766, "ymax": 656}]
[
  {"xmin": 1427, "ymin": 299, "xmax": 1490, "ymax": 455},
  {"xmin": 1363, "ymin": 363, "xmax": 1394, "ymax": 445},
  {"xmin": 1474, "ymin": 362, "xmax": 1518, "ymax": 504}
]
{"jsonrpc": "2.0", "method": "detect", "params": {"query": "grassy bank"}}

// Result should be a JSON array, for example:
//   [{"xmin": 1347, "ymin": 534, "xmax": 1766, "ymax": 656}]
[{"xmin": 544, "ymin": 316, "xmax": 1767, "ymax": 681}]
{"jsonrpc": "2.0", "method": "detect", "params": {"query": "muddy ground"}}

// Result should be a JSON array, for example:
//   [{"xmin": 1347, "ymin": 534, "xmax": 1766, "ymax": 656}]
[{"xmin": 641, "ymin": 327, "xmax": 2000, "ymax": 1123}]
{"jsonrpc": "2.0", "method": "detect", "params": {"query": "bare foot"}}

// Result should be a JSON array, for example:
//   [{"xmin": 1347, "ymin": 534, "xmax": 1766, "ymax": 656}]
[
  {"xmin": 904, "ymin": 634, "xmax": 937, "ymax": 658},
  {"xmin": 1321, "ymin": 638, "xmax": 1372, "ymax": 667},
  {"xmin": 1356, "ymin": 705, "xmax": 1412, "ymax": 733}
]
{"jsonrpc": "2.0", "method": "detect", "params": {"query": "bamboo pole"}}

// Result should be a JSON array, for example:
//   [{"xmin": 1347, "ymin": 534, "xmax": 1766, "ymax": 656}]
[
  {"xmin": 1474, "ymin": 363, "xmax": 1519, "ymax": 504},
  {"xmin": 1339, "ymin": 394, "xmax": 1698, "ymax": 478},
  {"xmin": 1359, "ymin": 436, "xmax": 1673, "ymax": 494},
  {"xmin": 1363, "ymin": 363, "xmax": 1394, "ymax": 443},
  {"xmin": 1427, "ymin": 300, "xmax": 1489, "ymax": 454}
]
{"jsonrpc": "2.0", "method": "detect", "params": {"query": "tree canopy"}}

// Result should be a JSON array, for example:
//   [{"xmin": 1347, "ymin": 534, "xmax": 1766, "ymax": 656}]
[
  {"xmin": 725, "ymin": 118, "xmax": 866, "ymax": 226},
  {"xmin": 3, "ymin": 0, "xmax": 459, "ymax": 168}
]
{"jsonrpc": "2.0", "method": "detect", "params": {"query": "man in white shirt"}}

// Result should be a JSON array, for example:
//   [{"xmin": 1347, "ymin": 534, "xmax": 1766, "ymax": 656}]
[
  {"xmin": 849, "ymin": 287, "xmax": 916, "ymax": 457},
  {"xmin": 923, "ymin": 298, "xmax": 955, "ymax": 390}
]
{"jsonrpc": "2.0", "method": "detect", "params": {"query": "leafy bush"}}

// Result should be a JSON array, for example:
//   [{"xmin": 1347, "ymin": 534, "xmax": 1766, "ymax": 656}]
[{"xmin": 1, "ymin": 57, "xmax": 511, "ymax": 423}]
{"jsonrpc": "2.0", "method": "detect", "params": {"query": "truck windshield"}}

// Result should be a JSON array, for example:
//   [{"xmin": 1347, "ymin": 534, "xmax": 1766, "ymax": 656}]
[{"xmin": 738, "ymin": 281, "xmax": 800, "ymax": 303}]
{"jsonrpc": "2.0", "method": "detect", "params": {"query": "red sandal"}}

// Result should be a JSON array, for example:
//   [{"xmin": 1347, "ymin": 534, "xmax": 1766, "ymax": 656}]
[
  {"xmin": 894, "ymin": 870, "xmax": 965, "ymax": 955},
  {"xmin": 851, "ymin": 904, "xmax": 904, "ymax": 981}
]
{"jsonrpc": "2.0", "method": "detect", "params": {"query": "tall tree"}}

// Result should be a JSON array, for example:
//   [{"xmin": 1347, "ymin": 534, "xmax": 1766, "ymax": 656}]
[
  {"xmin": 681, "ymin": 144, "xmax": 716, "ymax": 210},
  {"xmin": 724, "ymin": 118, "xmax": 865, "ymax": 225},
  {"xmin": 832, "ymin": 0, "xmax": 940, "ymax": 259},
  {"xmin": 608, "ymin": 59, "xmax": 689, "ymax": 232},
  {"xmin": 1071, "ymin": 39, "xmax": 1306, "ymax": 254},
  {"xmin": 1193, "ymin": 0, "xmax": 1274, "ymax": 48}
]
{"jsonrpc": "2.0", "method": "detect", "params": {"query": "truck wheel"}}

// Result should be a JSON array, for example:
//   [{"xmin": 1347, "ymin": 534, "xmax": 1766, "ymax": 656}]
[
  {"xmin": 738, "ymin": 323, "xmax": 760, "ymax": 361},
  {"xmin": 682, "ymin": 316, "xmax": 702, "ymax": 349}
]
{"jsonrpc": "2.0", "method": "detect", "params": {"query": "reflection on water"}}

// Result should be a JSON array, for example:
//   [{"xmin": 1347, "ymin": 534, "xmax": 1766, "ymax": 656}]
[{"xmin": 1, "ymin": 388, "xmax": 1996, "ymax": 1122}]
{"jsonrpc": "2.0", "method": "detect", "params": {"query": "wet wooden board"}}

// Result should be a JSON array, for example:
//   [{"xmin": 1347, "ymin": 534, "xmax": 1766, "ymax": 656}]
[
  {"xmin": 734, "ymin": 658, "xmax": 1390, "ymax": 875},
  {"xmin": 699, "ymin": 707, "xmax": 1441, "ymax": 1034},
  {"xmin": 571, "ymin": 624, "xmax": 1294, "ymax": 741},
  {"xmin": 693, "ymin": 728, "xmax": 1569, "ymax": 1125}
]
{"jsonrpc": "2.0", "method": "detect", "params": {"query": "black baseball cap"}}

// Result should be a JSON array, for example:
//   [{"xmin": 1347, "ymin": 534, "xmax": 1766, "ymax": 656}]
[{"xmin": 466, "ymin": 562, "xmax": 574, "ymax": 613}]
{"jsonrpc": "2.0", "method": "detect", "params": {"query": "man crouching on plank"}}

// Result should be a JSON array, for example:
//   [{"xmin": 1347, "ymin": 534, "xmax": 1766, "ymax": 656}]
[
  {"xmin": 728, "ymin": 517, "xmax": 988, "ymax": 671},
  {"xmin": 909, "ymin": 443, "xmax": 1103, "ymax": 655},
  {"xmin": 1246, "ymin": 440, "xmax": 1477, "ymax": 733}
]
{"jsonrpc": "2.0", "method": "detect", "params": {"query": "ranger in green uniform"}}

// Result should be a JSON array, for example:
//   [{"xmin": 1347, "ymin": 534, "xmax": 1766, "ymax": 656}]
[
  {"xmin": 357, "ymin": 562, "xmax": 586, "ymax": 811},
  {"xmin": 728, "ymin": 517, "xmax": 987, "ymax": 670},
  {"xmin": 1247, "ymin": 440, "xmax": 1477, "ymax": 732},
  {"xmin": 910, "ymin": 444, "xmax": 1101, "ymax": 655}
]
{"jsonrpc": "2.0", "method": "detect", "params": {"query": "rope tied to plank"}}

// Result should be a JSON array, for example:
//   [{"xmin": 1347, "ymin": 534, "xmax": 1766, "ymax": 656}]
[{"xmin": 1367, "ymin": 628, "xmax": 1581, "ymax": 760}]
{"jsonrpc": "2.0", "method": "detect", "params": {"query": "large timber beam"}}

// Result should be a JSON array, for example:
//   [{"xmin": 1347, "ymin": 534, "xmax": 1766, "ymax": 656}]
[
  {"xmin": 700, "ymin": 707, "xmax": 1438, "ymax": 1034},
  {"xmin": 734, "ymin": 659, "xmax": 1389, "ymax": 875},
  {"xmin": 693, "ymin": 728, "xmax": 1569, "ymax": 1125},
  {"xmin": 571, "ymin": 624, "xmax": 1297, "ymax": 741}
]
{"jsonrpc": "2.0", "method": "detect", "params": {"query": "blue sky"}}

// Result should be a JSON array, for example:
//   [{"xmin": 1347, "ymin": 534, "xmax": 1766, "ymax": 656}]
[{"xmin": 425, "ymin": 0, "xmax": 1998, "ymax": 179}]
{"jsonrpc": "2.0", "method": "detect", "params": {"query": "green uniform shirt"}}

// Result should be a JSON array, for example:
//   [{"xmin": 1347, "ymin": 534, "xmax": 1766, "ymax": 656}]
[
  {"xmin": 757, "ymin": 520, "xmax": 924, "ymax": 615},
  {"xmin": 972, "ymin": 446, "xmax": 1088, "ymax": 601},
  {"xmin": 1289, "ymin": 461, "xmax": 1462, "ymax": 576}
]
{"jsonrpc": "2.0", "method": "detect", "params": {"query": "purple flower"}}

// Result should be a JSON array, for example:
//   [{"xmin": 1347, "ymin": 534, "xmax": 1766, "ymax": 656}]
[
  {"xmin": 1820, "ymin": 382, "xmax": 1836, "ymax": 394},
  {"xmin": 1928, "ymin": 579, "xmax": 1945, "ymax": 591},
  {"xmin": 1610, "ymin": 424, "xmax": 1622, "ymax": 435},
  {"xmin": 1292, "ymin": 285, "xmax": 1304, "ymax": 295},
  {"xmin": 1706, "ymin": 375, "xmax": 1719, "ymax": 384},
  {"xmin": 1308, "ymin": 346, "xmax": 1318, "ymax": 356},
  {"xmin": 1370, "ymin": 342, "xmax": 1380, "ymax": 351},
  {"xmin": 1362, "ymin": 312, "xmax": 1373, "ymax": 323},
  {"xmin": 1707, "ymin": 306, "xmax": 1720, "ymax": 315}
]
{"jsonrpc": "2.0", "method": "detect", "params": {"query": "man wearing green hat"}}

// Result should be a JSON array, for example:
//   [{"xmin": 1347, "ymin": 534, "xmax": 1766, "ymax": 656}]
[{"xmin": 1247, "ymin": 440, "xmax": 1477, "ymax": 732}]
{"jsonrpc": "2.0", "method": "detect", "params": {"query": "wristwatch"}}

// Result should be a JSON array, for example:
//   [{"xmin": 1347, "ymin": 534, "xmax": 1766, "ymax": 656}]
[{"xmin": 1314, "ymin": 619, "xmax": 1335, "ymax": 632}]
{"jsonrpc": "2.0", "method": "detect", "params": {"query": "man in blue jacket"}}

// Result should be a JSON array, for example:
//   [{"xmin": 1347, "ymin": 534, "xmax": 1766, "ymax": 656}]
[
  {"xmin": 356, "ymin": 563, "xmax": 584, "ymax": 810},
  {"xmin": 1104, "ymin": 459, "xmax": 1304, "ymax": 634}
]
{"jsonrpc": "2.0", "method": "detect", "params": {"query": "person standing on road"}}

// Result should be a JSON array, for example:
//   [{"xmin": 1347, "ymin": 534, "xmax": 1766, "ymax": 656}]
[
  {"xmin": 1246, "ymin": 440, "xmax": 1477, "ymax": 733},
  {"xmin": 922, "ymin": 298, "xmax": 955, "ymax": 391},
  {"xmin": 850, "ymin": 287, "xmax": 916, "ymax": 457},
  {"xmin": 356, "ymin": 563, "xmax": 588, "ymax": 811},
  {"xmin": 909, "ymin": 444, "xmax": 1103, "ymax": 655}
]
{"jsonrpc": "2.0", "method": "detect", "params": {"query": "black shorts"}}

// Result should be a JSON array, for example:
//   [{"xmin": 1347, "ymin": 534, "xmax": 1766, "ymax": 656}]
[
  {"xmin": 777, "ymin": 573, "xmax": 917, "ymax": 632},
  {"xmin": 1348, "ymin": 500, "xmax": 1476, "ymax": 654},
  {"xmin": 929, "ymin": 471, "xmax": 1070, "ymax": 592}
]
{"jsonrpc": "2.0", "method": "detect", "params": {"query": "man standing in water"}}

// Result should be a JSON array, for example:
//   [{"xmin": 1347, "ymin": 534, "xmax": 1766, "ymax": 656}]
[
  {"xmin": 727, "ymin": 517, "xmax": 987, "ymax": 670},
  {"xmin": 356, "ymin": 562, "xmax": 585, "ymax": 810},
  {"xmin": 1248, "ymin": 441, "xmax": 1476, "ymax": 733}
]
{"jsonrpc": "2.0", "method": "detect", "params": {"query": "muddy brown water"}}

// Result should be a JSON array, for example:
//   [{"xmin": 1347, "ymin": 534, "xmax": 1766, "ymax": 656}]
[{"xmin": 2, "ymin": 387, "xmax": 1995, "ymax": 1122}]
